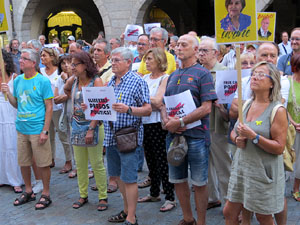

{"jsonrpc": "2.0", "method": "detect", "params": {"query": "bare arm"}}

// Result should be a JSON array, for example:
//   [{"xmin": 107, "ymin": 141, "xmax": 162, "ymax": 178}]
[
  {"xmin": 112, "ymin": 102, "xmax": 152, "ymax": 117},
  {"xmin": 54, "ymin": 87, "xmax": 69, "ymax": 104},
  {"xmin": 39, "ymin": 98, "xmax": 53, "ymax": 144},
  {"xmin": 64, "ymin": 75, "xmax": 75, "ymax": 98},
  {"xmin": 0, "ymin": 83, "xmax": 18, "ymax": 108}
]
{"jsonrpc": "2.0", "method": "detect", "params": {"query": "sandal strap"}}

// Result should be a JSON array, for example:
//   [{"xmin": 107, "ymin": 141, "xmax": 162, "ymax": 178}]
[{"xmin": 108, "ymin": 210, "xmax": 127, "ymax": 222}]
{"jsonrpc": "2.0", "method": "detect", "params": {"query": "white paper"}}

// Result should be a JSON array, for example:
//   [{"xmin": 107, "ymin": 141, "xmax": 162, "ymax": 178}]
[
  {"xmin": 82, "ymin": 86, "xmax": 117, "ymax": 121},
  {"xmin": 131, "ymin": 62, "xmax": 141, "ymax": 72},
  {"xmin": 164, "ymin": 90, "xmax": 201, "ymax": 129},
  {"xmin": 144, "ymin": 23, "xmax": 161, "ymax": 34},
  {"xmin": 216, "ymin": 69, "xmax": 251, "ymax": 104},
  {"xmin": 124, "ymin": 24, "xmax": 144, "ymax": 42}
]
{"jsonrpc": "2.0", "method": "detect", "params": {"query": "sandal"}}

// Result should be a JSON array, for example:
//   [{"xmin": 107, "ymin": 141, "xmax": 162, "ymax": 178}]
[
  {"xmin": 123, "ymin": 219, "xmax": 138, "ymax": 225},
  {"xmin": 108, "ymin": 210, "xmax": 127, "ymax": 223},
  {"xmin": 88, "ymin": 170, "xmax": 94, "ymax": 179},
  {"xmin": 138, "ymin": 195, "xmax": 161, "ymax": 203},
  {"xmin": 68, "ymin": 170, "xmax": 77, "ymax": 178},
  {"xmin": 107, "ymin": 184, "xmax": 118, "ymax": 193},
  {"xmin": 13, "ymin": 186, "xmax": 23, "ymax": 193},
  {"xmin": 35, "ymin": 194, "xmax": 52, "ymax": 210},
  {"xmin": 97, "ymin": 198, "xmax": 108, "ymax": 211},
  {"xmin": 138, "ymin": 177, "xmax": 151, "ymax": 189},
  {"xmin": 59, "ymin": 166, "xmax": 72, "ymax": 174},
  {"xmin": 292, "ymin": 191, "xmax": 300, "ymax": 201},
  {"xmin": 13, "ymin": 191, "xmax": 36, "ymax": 206},
  {"xmin": 178, "ymin": 218, "xmax": 196, "ymax": 225},
  {"xmin": 91, "ymin": 185, "xmax": 98, "ymax": 191},
  {"xmin": 160, "ymin": 200, "xmax": 176, "ymax": 212},
  {"xmin": 73, "ymin": 197, "xmax": 88, "ymax": 209}
]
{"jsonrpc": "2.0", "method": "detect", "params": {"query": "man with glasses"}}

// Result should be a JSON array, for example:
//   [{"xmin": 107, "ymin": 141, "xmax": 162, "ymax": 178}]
[
  {"xmin": 198, "ymin": 36, "xmax": 231, "ymax": 211},
  {"xmin": 132, "ymin": 34, "xmax": 150, "ymax": 73},
  {"xmin": 1, "ymin": 48, "xmax": 53, "ymax": 210},
  {"xmin": 138, "ymin": 27, "xmax": 176, "ymax": 75},
  {"xmin": 104, "ymin": 47, "xmax": 151, "ymax": 225},
  {"xmin": 278, "ymin": 27, "xmax": 300, "ymax": 75}
]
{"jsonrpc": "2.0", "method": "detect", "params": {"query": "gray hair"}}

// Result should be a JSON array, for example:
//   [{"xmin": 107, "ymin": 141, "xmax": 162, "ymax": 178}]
[
  {"xmin": 170, "ymin": 36, "xmax": 179, "ymax": 42},
  {"xmin": 27, "ymin": 39, "xmax": 42, "ymax": 52},
  {"xmin": 200, "ymin": 36, "xmax": 219, "ymax": 51},
  {"xmin": 150, "ymin": 27, "xmax": 168, "ymax": 42},
  {"xmin": 95, "ymin": 39, "xmax": 111, "ymax": 54},
  {"xmin": 38, "ymin": 35, "xmax": 46, "ymax": 40},
  {"xmin": 111, "ymin": 47, "xmax": 133, "ymax": 62},
  {"xmin": 251, "ymin": 61, "xmax": 281, "ymax": 102},
  {"xmin": 21, "ymin": 48, "xmax": 40, "ymax": 71}
]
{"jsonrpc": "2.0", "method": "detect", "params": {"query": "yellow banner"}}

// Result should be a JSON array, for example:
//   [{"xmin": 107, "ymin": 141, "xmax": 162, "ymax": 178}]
[
  {"xmin": 257, "ymin": 12, "xmax": 276, "ymax": 42},
  {"xmin": 215, "ymin": 0, "xmax": 257, "ymax": 44},
  {"xmin": 0, "ymin": 0, "xmax": 8, "ymax": 32}
]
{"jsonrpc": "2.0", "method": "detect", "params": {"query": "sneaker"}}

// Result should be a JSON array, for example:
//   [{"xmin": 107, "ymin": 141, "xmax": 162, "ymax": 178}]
[{"xmin": 32, "ymin": 180, "xmax": 43, "ymax": 194}]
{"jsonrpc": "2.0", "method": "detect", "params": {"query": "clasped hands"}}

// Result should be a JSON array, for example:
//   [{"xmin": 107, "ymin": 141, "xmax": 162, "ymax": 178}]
[
  {"xmin": 163, "ymin": 116, "xmax": 186, "ymax": 134},
  {"xmin": 235, "ymin": 123, "xmax": 257, "ymax": 149}
]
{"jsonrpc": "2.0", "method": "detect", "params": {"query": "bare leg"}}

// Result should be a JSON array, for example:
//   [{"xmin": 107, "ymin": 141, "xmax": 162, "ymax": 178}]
[
  {"xmin": 256, "ymin": 213, "xmax": 275, "ymax": 225},
  {"xmin": 194, "ymin": 185, "xmax": 208, "ymax": 225},
  {"xmin": 39, "ymin": 166, "xmax": 51, "ymax": 196},
  {"xmin": 21, "ymin": 166, "xmax": 32, "ymax": 193},
  {"xmin": 174, "ymin": 182, "xmax": 194, "ymax": 223},
  {"xmin": 32, "ymin": 158, "xmax": 42, "ymax": 180},
  {"xmin": 274, "ymin": 198, "xmax": 287, "ymax": 225},
  {"xmin": 241, "ymin": 208, "xmax": 252, "ymax": 225},
  {"xmin": 223, "ymin": 201, "xmax": 243, "ymax": 225},
  {"xmin": 293, "ymin": 178, "xmax": 300, "ymax": 193}
]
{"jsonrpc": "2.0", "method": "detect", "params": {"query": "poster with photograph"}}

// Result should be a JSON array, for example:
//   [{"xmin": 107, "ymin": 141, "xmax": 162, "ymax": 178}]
[
  {"xmin": 0, "ymin": 0, "xmax": 8, "ymax": 32},
  {"xmin": 257, "ymin": 12, "xmax": 276, "ymax": 42}
]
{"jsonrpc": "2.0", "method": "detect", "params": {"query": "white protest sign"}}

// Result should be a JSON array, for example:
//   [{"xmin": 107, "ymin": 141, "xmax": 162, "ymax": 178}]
[
  {"xmin": 216, "ymin": 69, "xmax": 251, "ymax": 104},
  {"xmin": 44, "ymin": 43, "xmax": 59, "ymax": 48},
  {"xmin": 164, "ymin": 90, "xmax": 201, "ymax": 129},
  {"xmin": 144, "ymin": 23, "xmax": 161, "ymax": 34},
  {"xmin": 131, "ymin": 62, "xmax": 141, "ymax": 73},
  {"xmin": 82, "ymin": 86, "xmax": 117, "ymax": 121},
  {"xmin": 124, "ymin": 24, "xmax": 144, "ymax": 42}
]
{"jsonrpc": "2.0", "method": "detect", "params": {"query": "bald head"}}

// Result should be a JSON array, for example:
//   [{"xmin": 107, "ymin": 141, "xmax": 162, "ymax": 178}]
[
  {"xmin": 177, "ymin": 34, "xmax": 199, "ymax": 63},
  {"xmin": 69, "ymin": 42, "xmax": 82, "ymax": 55},
  {"xmin": 188, "ymin": 31, "xmax": 198, "ymax": 37},
  {"xmin": 256, "ymin": 43, "xmax": 278, "ymax": 65}
]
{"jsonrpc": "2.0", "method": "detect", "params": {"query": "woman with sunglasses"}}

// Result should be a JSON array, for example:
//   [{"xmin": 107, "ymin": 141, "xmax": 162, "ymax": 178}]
[
  {"xmin": 70, "ymin": 51, "xmax": 108, "ymax": 211},
  {"xmin": 40, "ymin": 47, "xmax": 71, "ymax": 172},
  {"xmin": 224, "ymin": 61, "xmax": 288, "ymax": 225}
]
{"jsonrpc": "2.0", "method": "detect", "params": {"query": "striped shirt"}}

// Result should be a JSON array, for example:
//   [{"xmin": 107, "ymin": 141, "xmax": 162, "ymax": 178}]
[
  {"xmin": 103, "ymin": 70, "xmax": 150, "ymax": 147},
  {"xmin": 165, "ymin": 63, "xmax": 217, "ymax": 142}
]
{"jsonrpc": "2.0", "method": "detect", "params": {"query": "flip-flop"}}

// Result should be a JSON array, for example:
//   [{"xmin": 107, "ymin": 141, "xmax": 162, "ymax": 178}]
[
  {"xmin": 107, "ymin": 184, "xmax": 118, "ymax": 193},
  {"xmin": 68, "ymin": 170, "xmax": 77, "ymax": 178},
  {"xmin": 160, "ymin": 200, "xmax": 176, "ymax": 212},
  {"xmin": 59, "ymin": 167, "xmax": 72, "ymax": 174},
  {"xmin": 138, "ymin": 195, "xmax": 161, "ymax": 203},
  {"xmin": 13, "ymin": 186, "xmax": 23, "ymax": 193}
]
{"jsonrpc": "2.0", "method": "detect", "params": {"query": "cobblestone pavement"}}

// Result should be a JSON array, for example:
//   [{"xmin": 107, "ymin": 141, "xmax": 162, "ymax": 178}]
[{"xmin": 1, "ymin": 136, "xmax": 300, "ymax": 225}]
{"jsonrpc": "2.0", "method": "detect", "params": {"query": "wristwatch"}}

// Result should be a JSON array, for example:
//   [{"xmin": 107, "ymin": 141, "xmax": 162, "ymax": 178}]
[
  {"xmin": 42, "ymin": 130, "xmax": 49, "ymax": 135},
  {"xmin": 179, "ymin": 118, "xmax": 185, "ymax": 128},
  {"xmin": 127, "ymin": 106, "xmax": 133, "ymax": 115},
  {"xmin": 252, "ymin": 134, "xmax": 260, "ymax": 144},
  {"xmin": 88, "ymin": 126, "xmax": 96, "ymax": 131}
]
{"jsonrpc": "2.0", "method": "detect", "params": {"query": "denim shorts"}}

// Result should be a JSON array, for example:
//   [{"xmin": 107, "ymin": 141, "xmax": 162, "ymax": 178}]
[
  {"xmin": 106, "ymin": 145, "xmax": 140, "ymax": 183},
  {"xmin": 166, "ymin": 134, "xmax": 210, "ymax": 186}
]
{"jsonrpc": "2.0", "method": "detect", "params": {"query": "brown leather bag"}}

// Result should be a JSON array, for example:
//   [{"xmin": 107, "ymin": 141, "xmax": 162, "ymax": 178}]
[{"xmin": 114, "ymin": 127, "xmax": 138, "ymax": 153}]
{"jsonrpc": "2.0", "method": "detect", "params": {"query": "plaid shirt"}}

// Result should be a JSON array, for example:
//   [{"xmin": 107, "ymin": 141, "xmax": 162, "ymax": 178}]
[{"xmin": 103, "ymin": 70, "xmax": 150, "ymax": 147}]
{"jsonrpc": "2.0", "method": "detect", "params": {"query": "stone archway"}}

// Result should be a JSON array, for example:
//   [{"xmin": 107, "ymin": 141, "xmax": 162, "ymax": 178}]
[{"xmin": 15, "ymin": 0, "xmax": 106, "ymax": 42}]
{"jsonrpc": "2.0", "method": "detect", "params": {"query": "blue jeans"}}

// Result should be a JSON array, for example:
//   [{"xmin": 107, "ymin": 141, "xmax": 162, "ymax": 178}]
[{"xmin": 166, "ymin": 134, "xmax": 210, "ymax": 186}]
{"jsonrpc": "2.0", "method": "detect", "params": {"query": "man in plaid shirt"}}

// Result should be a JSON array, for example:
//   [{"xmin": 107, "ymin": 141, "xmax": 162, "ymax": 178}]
[{"xmin": 104, "ymin": 47, "xmax": 151, "ymax": 225}]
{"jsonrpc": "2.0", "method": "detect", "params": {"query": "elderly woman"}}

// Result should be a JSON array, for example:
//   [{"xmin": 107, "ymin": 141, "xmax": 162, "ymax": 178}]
[
  {"xmin": 40, "ymin": 47, "xmax": 71, "ymax": 171},
  {"xmin": 138, "ymin": 48, "xmax": 176, "ymax": 212},
  {"xmin": 288, "ymin": 53, "xmax": 300, "ymax": 201},
  {"xmin": 220, "ymin": 0, "xmax": 251, "ymax": 31},
  {"xmin": 223, "ymin": 61, "xmax": 288, "ymax": 225},
  {"xmin": 0, "ymin": 49, "xmax": 23, "ymax": 193},
  {"xmin": 70, "ymin": 51, "xmax": 107, "ymax": 211}
]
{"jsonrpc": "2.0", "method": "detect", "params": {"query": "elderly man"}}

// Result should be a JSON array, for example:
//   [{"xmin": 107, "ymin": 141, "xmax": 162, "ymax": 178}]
[
  {"xmin": 161, "ymin": 35, "xmax": 217, "ymax": 225},
  {"xmin": 105, "ymin": 47, "xmax": 151, "ymax": 225},
  {"xmin": 278, "ymin": 31, "xmax": 292, "ymax": 57},
  {"xmin": 132, "ymin": 34, "xmax": 150, "ymax": 73},
  {"xmin": 27, "ymin": 39, "xmax": 44, "ymax": 69},
  {"xmin": 109, "ymin": 38, "xmax": 122, "ymax": 50},
  {"xmin": 258, "ymin": 17, "xmax": 272, "ymax": 38},
  {"xmin": 138, "ymin": 27, "xmax": 176, "ymax": 75},
  {"xmin": 9, "ymin": 39, "xmax": 21, "ymax": 74},
  {"xmin": 229, "ymin": 42, "xmax": 290, "ymax": 225},
  {"xmin": 38, "ymin": 35, "xmax": 46, "ymax": 47},
  {"xmin": 69, "ymin": 42, "xmax": 82, "ymax": 55},
  {"xmin": 198, "ymin": 36, "xmax": 231, "ymax": 210},
  {"xmin": 278, "ymin": 27, "xmax": 300, "ymax": 75},
  {"xmin": 1, "ymin": 48, "xmax": 53, "ymax": 210}
]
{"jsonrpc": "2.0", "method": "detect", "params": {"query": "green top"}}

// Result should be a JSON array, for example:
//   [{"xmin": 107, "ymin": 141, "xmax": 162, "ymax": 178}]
[{"xmin": 287, "ymin": 77, "xmax": 300, "ymax": 123}]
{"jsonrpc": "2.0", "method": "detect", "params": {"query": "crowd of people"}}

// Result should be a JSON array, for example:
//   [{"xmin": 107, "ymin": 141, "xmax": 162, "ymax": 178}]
[{"xmin": 0, "ymin": 16, "xmax": 300, "ymax": 225}]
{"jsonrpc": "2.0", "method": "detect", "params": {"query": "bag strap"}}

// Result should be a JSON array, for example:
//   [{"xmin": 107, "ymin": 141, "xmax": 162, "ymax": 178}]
[
  {"xmin": 242, "ymin": 99, "xmax": 252, "ymax": 112},
  {"xmin": 71, "ymin": 77, "xmax": 78, "ymax": 116},
  {"xmin": 99, "ymin": 65, "xmax": 112, "ymax": 77},
  {"xmin": 270, "ymin": 103, "xmax": 285, "ymax": 124}
]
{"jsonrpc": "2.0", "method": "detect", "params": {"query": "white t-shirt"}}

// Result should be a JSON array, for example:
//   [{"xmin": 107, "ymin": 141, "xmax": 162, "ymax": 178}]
[
  {"xmin": 142, "ymin": 73, "xmax": 168, "ymax": 124},
  {"xmin": 40, "ymin": 67, "xmax": 62, "ymax": 111},
  {"xmin": 233, "ymin": 75, "xmax": 290, "ymax": 107}
]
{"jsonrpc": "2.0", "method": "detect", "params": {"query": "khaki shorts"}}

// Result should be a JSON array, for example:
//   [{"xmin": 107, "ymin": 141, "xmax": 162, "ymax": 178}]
[{"xmin": 17, "ymin": 132, "xmax": 52, "ymax": 167}]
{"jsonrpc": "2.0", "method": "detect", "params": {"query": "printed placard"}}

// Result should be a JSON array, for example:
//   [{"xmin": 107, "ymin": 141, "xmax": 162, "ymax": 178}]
[
  {"xmin": 0, "ymin": 0, "xmax": 8, "ymax": 32},
  {"xmin": 144, "ymin": 23, "xmax": 161, "ymax": 34},
  {"xmin": 164, "ymin": 90, "xmax": 201, "ymax": 129},
  {"xmin": 216, "ymin": 69, "xmax": 251, "ymax": 104},
  {"xmin": 257, "ymin": 12, "xmax": 276, "ymax": 42},
  {"xmin": 82, "ymin": 86, "xmax": 117, "ymax": 121},
  {"xmin": 215, "ymin": 0, "xmax": 257, "ymax": 44},
  {"xmin": 124, "ymin": 24, "xmax": 144, "ymax": 42}
]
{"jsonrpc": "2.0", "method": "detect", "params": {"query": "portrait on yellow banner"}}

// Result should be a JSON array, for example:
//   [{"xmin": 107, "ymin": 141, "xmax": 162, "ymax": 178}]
[
  {"xmin": 0, "ymin": 0, "xmax": 8, "ymax": 32},
  {"xmin": 257, "ymin": 12, "xmax": 276, "ymax": 42},
  {"xmin": 215, "ymin": 0, "xmax": 257, "ymax": 44}
]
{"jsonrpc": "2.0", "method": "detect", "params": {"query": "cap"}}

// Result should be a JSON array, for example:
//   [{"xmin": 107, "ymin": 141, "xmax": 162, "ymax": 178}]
[
  {"xmin": 68, "ymin": 35, "xmax": 75, "ymax": 41},
  {"xmin": 167, "ymin": 136, "xmax": 188, "ymax": 167}
]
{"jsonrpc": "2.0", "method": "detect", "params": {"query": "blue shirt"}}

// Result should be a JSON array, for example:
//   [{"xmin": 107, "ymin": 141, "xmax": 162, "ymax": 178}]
[
  {"xmin": 277, "ymin": 53, "xmax": 292, "ymax": 75},
  {"xmin": 13, "ymin": 73, "xmax": 53, "ymax": 134},
  {"xmin": 165, "ymin": 63, "xmax": 217, "ymax": 143},
  {"xmin": 10, "ymin": 51, "xmax": 21, "ymax": 74},
  {"xmin": 220, "ymin": 13, "xmax": 251, "ymax": 31},
  {"xmin": 103, "ymin": 71, "xmax": 150, "ymax": 147}
]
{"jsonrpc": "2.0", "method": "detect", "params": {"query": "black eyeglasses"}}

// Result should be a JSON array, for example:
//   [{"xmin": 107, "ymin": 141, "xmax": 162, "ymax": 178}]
[
  {"xmin": 71, "ymin": 62, "xmax": 83, "ymax": 68},
  {"xmin": 291, "ymin": 37, "xmax": 300, "ymax": 41}
]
